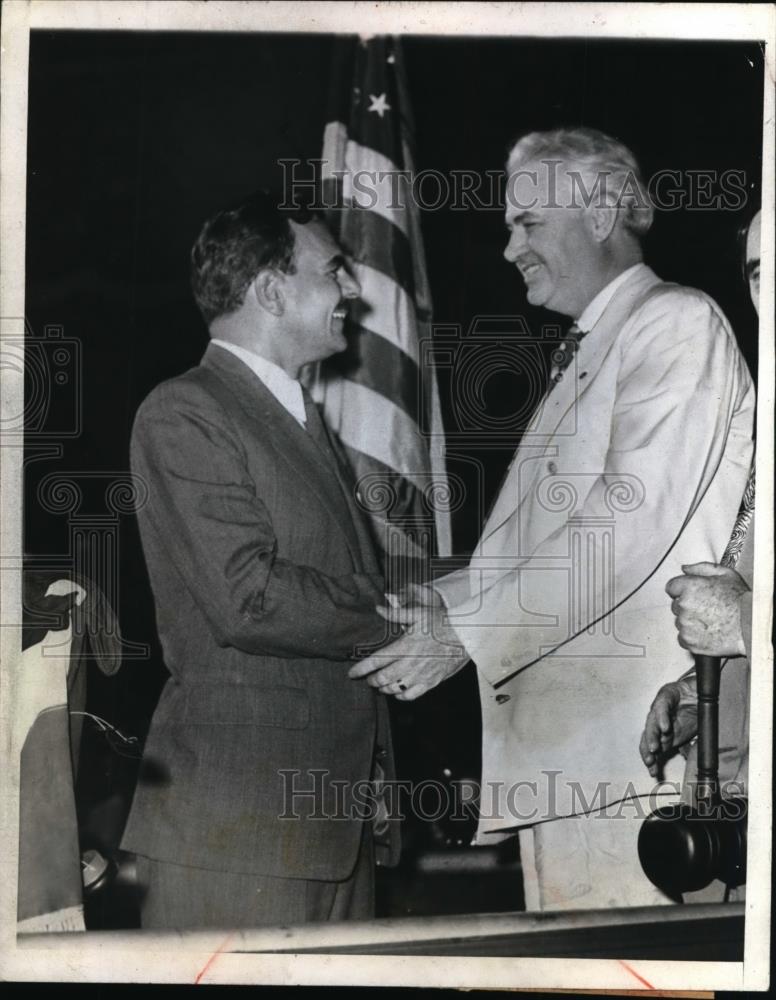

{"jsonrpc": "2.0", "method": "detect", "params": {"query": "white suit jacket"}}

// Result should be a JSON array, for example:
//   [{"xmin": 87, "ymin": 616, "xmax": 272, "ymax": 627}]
[{"xmin": 435, "ymin": 264, "xmax": 754, "ymax": 840}]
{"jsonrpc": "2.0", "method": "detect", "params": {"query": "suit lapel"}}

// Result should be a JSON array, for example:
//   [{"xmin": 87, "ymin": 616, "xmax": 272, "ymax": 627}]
[
  {"xmin": 481, "ymin": 265, "xmax": 663, "ymax": 544},
  {"xmin": 201, "ymin": 345, "xmax": 367, "ymax": 570},
  {"xmin": 528, "ymin": 265, "xmax": 661, "ymax": 439}
]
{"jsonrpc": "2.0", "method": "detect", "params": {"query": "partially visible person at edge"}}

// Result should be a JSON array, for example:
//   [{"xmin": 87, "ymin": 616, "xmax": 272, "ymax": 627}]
[{"xmin": 639, "ymin": 209, "xmax": 761, "ymax": 903}]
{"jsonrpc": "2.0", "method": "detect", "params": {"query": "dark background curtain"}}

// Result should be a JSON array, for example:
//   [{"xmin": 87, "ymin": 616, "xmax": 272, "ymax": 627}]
[{"xmin": 24, "ymin": 31, "xmax": 763, "ymax": 881}]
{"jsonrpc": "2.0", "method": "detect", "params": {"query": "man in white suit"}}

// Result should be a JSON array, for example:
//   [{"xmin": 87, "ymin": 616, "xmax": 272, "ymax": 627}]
[{"xmin": 350, "ymin": 127, "xmax": 754, "ymax": 909}]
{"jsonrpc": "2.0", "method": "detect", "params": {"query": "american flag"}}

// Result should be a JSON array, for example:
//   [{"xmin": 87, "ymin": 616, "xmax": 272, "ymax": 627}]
[{"xmin": 310, "ymin": 36, "xmax": 451, "ymax": 576}]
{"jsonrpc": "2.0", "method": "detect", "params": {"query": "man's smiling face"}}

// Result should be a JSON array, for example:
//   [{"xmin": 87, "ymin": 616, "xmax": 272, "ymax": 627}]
[
  {"xmin": 280, "ymin": 220, "xmax": 361, "ymax": 363},
  {"xmin": 503, "ymin": 158, "xmax": 602, "ymax": 319}
]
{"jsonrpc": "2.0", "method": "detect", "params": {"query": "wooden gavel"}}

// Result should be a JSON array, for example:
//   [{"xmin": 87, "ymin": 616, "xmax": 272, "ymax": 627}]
[
  {"xmin": 695, "ymin": 654, "xmax": 722, "ymax": 807},
  {"xmin": 639, "ymin": 466, "xmax": 753, "ymax": 898},
  {"xmin": 637, "ymin": 653, "xmax": 747, "ymax": 898}
]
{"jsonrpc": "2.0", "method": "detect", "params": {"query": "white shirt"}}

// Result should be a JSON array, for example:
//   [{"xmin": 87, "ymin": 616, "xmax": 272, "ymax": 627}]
[
  {"xmin": 549, "ymin": 265, "xmax": 645, "ymax": 383},
  {"xmin": 210, "ymin": 339, "xmax": 307, "ymax": 428},
  {"xmin": 575, "ymin": 262, "xmax": 645, "ymax": 333}
]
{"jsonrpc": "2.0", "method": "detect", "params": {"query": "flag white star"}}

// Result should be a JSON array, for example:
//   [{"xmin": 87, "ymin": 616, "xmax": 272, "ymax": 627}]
[{"xmin": 367, "ymin": 92, "xmax": 391, "ymax": 118}]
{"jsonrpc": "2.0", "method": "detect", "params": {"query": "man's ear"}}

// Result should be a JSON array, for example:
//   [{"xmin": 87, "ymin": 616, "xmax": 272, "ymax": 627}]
[
  {"xmin": 588, "ymin": 203, "xmax": 619, "ymax": 243},
  {"xmin": 252, "ymin": 269, "xmax": 285, "ymax": 316}
]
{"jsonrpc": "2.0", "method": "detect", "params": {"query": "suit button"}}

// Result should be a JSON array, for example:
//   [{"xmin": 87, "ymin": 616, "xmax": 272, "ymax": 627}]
[
  {"xmin": 375, "ymin": 746, "xmax": 388, "ymax": 759},
  {"xmin": 547, "ymin": 461, "xmax": 558, "ymax": 474},
  {"xmin": 495, "ymin": 694, "xmax": 511, "ymax": 705}
]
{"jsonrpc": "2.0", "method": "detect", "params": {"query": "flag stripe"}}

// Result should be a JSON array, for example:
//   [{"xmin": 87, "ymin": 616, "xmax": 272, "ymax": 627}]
[
  {"xmin": 317, "ymin": 36, "xmax": 451, "ymax": 557},
  {"xmin": 323, "ymin": 123, "xmax": 410, "ymax": 237},
  {"xmin": 340, "ymin": 444, "xmax": 434, "ymax": 557},
  {"xmin": 351, "ymin": 261, "xmax": 419, "ymax": 363},
  {"xmin": 346, "ymin": 325, "xmax": 421, "ymax": 426},
  {"xmin": 325, "ymin": 379, "xmax": 429, "ymax": 485},
  {"xmin": 337, "ymin": 200, "xmax": 417, "ymax": 304},
  {"xmin": 426, "ymin": 351, "xmax": 451, "ymax": 556}
]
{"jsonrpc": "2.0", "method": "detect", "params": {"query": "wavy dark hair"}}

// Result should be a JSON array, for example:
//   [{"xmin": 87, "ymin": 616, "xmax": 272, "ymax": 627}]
[{"xmin": 190, "ymin": 192, "xmax": 315, "ymax": 326}]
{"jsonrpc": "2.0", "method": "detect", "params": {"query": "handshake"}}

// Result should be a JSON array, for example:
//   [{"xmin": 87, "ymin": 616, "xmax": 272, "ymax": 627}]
[{"xmin": 347, "ymin": 584, "xmax": 470, "ymax": 700}]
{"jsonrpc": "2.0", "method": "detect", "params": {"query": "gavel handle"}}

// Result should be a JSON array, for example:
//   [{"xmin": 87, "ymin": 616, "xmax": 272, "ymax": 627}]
[{"xmin": 695, "ymin": 653, "xmax": 722, "ymax": 806}]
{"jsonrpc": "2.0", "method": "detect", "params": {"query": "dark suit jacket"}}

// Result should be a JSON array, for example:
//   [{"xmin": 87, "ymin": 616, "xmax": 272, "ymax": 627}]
[{"xmin": 121, "ymin": 343, "xmax": 397, "ymax": 880}]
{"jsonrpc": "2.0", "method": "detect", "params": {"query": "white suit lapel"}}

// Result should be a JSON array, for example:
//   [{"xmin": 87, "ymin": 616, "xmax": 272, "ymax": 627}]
[{"xmin": 479, "ymin": 265, "xmax": 662, "ymax": 546}]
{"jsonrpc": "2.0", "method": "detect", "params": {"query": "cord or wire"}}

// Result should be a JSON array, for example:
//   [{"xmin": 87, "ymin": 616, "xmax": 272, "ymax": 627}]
[
  {"xmin": 69, "ymin": 711, "xmax": 142, "ymax": 758},
  {"xmin": 70, "ymin": 711, "xmax": 137, "ymax": 744}
]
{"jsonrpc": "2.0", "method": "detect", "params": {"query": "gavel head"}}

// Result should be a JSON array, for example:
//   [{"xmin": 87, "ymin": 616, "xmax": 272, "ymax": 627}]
[{"xmin": 638, "ymin": 799, "xmax": 747, "ymax": 897}]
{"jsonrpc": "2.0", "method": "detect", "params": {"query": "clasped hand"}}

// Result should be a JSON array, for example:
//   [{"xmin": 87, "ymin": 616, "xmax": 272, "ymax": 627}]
[
  {"xmin": 348, "ymin": 583, "xmax": 469, "ymax": 700},
  {"xmin": 639, "ymin": 675, "xmax": 698, "ymax": 778},
  {"xmin": 665, "ymin": 561, "xmax": 748, "ymax": 657},
  {"xmin": 640, "ymin": 561, "xmax": 750, "ymax": 777}
]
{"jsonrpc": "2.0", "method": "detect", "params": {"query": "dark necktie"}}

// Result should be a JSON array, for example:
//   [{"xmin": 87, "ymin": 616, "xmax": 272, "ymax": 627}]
[
  {"xmin": 301, "ymin": 387, "xmax": 332, "ymax": 452},
  {"xmin": 548, "ymin": 322, "xmax": 586, "ymax": 392},
  {"xmin": 302, "ymin": 386, "xmax": 365, "ymax": 512},
  {"xmin": 300, "ymin": 386, "xmax": 373, "ymax": 570}
]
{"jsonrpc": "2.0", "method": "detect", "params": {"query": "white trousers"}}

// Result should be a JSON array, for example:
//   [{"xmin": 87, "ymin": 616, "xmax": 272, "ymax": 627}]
[{"xmin": 517, "ymin": 801, "xmax": 680, "ymax": 911}]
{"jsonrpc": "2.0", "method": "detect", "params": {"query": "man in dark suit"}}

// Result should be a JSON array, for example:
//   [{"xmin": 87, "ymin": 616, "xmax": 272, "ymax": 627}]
[{"xmin": 121, "ymin": 193, "xmax": 398, "ymax": 928}]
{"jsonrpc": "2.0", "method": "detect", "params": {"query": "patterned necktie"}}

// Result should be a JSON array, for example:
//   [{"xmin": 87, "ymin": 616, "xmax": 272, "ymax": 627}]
[
  {"xmin": 721, "ymin": 463, "xmax": 755, "ymax": 569},
  {"xmin": 548, "ymin": 322, "xmax": 586, "ymax": 392}
]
